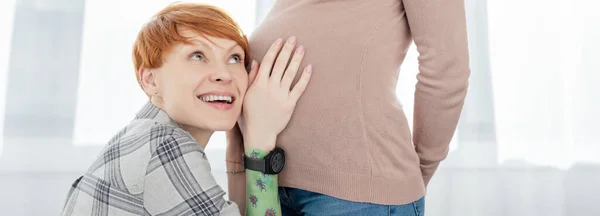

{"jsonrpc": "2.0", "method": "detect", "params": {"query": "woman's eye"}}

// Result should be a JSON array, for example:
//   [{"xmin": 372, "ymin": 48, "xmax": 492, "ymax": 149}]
[
  {"xmin": 228, "ymin": 54, "xmax": 242, "ymax": 64},
  {"xmin": 190, "ymin": 52, "xmax": 204, "ymax": 61}
]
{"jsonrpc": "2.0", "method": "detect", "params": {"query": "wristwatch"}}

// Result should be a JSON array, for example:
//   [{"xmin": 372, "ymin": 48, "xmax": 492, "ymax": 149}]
[{"xmin": 243, "ymin": 147, "xmax": 285, "ymax": 174}]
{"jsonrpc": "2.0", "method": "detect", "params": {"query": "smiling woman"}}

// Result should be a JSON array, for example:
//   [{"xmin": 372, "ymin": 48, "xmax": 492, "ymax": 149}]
[
  {"xmin": 61, "ymin": 2, "xmax": 312, "ymax": 215},
  {"xmin": 136, "ymin": 33, "xmax": 249, "ymax": 140},
  {"xmin": 72, "ymin": 0, "xmax": 257, "ymax": 146},
  {"xmin": 130, "ymin": 3, "xmax": 251, "ymax": 138}
]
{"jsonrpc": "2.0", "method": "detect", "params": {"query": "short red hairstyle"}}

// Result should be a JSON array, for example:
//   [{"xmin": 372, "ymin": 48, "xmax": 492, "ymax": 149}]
[{"xmin": 132, "ymin": 2, "xmax": 250, "ymax": 85}]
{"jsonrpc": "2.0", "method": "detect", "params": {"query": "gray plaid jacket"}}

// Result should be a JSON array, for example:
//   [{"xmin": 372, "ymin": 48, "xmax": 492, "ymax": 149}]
[{"xmin": 61, "ymin": 102, "xmax": 240, "ymax": 216}]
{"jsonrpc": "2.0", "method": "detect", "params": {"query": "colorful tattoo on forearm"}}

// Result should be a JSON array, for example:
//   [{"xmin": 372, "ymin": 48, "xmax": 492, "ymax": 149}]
[{"xmin": 246, "ymin": 148, "xmax": 281, "ymax": 216}]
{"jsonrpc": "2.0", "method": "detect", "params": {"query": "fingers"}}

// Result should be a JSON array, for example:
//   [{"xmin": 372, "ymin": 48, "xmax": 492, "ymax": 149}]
[
  {"xmin": 270, "ymin": 36, "xmax": 297, "ymax": 83},
  {"xmin": 280, "ymin": 45, "xmax": 305, "ymax": 90},
  {"xmin": 256, "ymin": 38, "xmax": 284, "ymax": 83},
  {"xmin": 289, "ymin": 64, "xmax": 312, "ymax": 102},
  {"xmin": 247, "ymin": 60, "xmax": 259, "ymax": 86}
]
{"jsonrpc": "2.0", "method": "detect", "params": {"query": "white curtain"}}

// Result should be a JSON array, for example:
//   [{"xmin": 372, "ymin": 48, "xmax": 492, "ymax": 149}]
[
  {"xmin": 489, "ymin": 0, "xmax": 600, "ymax": 168},
  {"xmin": 0, "ymin": 0, "xmax": 16, "ymax": 156}
]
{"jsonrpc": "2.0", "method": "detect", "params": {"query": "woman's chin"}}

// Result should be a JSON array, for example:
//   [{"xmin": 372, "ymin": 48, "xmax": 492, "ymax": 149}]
[{"xmin": 206, "ymin": 121, "xmax": 237, "ymax": 132}]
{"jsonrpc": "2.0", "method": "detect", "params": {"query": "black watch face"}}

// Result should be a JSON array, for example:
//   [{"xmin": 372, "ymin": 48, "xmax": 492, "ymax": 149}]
[{"xmin": 270, "ymin": 152, "xmax": 284, "ymax": 173}]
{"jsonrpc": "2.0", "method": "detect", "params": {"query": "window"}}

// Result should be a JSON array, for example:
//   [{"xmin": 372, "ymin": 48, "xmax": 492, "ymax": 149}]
[
  {"xmin": 488, "ymin": 0, "xmax": 600, "ymax": 168},
  {"xmin": 0, "ymin": 0, "xmax": 18, "ymax": 156},
  {"xmin": 0, "ymin": 0, "xmax": 15, "ymax": 157}
]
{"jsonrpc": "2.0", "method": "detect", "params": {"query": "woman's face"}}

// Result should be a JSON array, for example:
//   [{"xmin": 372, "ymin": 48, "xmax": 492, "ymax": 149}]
[{"xmin": 144, "ymin": 30, "xmax": 248, "ymax": 132}]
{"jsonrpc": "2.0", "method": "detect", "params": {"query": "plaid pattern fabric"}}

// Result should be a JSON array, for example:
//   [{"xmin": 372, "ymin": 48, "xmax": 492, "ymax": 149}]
[{"xmin": 61, "ymin": 102, "xmax": 240, "ymax": 216}]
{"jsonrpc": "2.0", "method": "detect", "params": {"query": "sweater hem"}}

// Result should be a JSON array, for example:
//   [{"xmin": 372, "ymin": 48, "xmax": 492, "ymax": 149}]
[{"xmin": 279, "ymin": 165, "xmax": 426, "ymax": 205}]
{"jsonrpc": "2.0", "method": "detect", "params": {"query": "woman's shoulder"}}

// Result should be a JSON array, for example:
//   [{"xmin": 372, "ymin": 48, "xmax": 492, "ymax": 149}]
[
  {"xmin": 85, "ymin": 119, "xmax": 193, "ymax": 173},
  {"xmin": 124, "ymin": 102, "xmax": 199, "ymax": 146},
  {"xmin": 128, "ymin": 119, "xmax": 205, "ymax": 157},
  {"xmin": 123, "ymin": 118, "xmax": 198, "ymax": 150},
  {"xmin": 83, "ymin": 118, "xmax": 203, "ymax": 189}
]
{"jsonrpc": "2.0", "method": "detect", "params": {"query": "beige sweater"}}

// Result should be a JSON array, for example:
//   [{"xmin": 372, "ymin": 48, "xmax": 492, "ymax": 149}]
[{"xmin": 239, "ymin": 0, "xmax": 470, "ymax": 205}]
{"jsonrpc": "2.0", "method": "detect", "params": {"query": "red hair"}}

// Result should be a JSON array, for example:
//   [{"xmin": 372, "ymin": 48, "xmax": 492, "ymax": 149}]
[{"xmin": 132, "ymin": 2, "xmax": 250, "ymax": 84}]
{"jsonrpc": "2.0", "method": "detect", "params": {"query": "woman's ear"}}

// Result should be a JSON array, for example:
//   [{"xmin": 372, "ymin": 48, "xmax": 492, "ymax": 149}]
[{"xmin": 139, "ymin": 68, "xmax": 159, "ymax": 96}]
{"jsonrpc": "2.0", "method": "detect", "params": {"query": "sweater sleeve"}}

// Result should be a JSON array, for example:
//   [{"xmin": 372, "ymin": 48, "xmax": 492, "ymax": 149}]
[{"xmin": 403, "ymin": 0, "xmax": 471, "ymax": 186}]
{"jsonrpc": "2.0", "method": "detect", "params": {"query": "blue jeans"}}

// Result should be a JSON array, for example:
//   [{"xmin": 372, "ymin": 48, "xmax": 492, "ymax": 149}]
[{"xmin": 278, "ymin": 187, "xmax": 425, "ymax": 216}]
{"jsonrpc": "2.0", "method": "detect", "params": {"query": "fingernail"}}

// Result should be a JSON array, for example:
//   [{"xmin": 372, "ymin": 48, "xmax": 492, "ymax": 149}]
[
  {"xmin": 287, "ymin": 36, "xmax": 297, "ymax": 45},
  {"xmin": 275, "ymin": 38, "xmax": 283, "ymax": 45},
  {"xmin": 306, "ymin": 64, "xmax": 312, "ymax": 74},
  {"xmin": 296, "ymin": 46, "xmax": 304, "ymax": 54},
  {"xmin": 251, "ymin": 60, "xmax": 257, "ymax": 69}
]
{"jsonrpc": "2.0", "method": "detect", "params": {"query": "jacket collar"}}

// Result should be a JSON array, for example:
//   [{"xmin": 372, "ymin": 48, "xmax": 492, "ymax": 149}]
[{"xmin": 134, "ymin": 101, "xmax": 180, "ymax": 128}]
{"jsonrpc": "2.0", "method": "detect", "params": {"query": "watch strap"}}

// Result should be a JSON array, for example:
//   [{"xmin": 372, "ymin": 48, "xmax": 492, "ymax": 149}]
[{"xmin": 243, "ymin": 154, "xmax": 267, "ymax": 173}]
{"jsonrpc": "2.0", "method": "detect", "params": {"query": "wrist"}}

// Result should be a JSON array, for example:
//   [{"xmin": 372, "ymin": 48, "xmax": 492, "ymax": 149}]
[
  {"xmin": 244, "ymin": 146, "xmax": 270, "ymax": 159},
  {"xmin": 226, "ymin": 161, "xmax": 244, "ymax": 170},
  {"xmin": 226, "ymin": 155, "xmax": 244, "ymax": 175},
  {"xmin": 244, "ymin": 146, "xmax": 285, "ymax": 175},
  {"xmin": 243, "ymin": 130, "xmax": 277, "ymax": 155},
  {"xmin": 225, "ymin": 147, "xmax": 243, "ymax": 161}
]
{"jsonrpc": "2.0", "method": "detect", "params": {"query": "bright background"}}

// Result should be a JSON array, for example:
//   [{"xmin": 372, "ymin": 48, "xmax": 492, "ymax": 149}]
[{"xmin": 0, "ymin": 0, "xmax": 599, "ymax": 215}]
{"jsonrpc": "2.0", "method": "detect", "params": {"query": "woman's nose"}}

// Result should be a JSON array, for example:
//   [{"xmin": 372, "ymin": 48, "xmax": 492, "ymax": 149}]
[{"xmin": 210, "ymin": 67, "xmax": 233, "ymax": 83}]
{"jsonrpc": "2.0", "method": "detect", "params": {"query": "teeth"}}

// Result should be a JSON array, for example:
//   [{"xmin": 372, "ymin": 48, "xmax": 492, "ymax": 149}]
[{"xmin": 199, "ymin": 95, "xmax": 233, "ymax": 103}]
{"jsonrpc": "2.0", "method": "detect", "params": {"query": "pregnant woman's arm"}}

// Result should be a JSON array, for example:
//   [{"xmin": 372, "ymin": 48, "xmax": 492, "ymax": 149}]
[
  {"xmin": 227, "ymin": 127, "xmax": 282, "ymax": 216},
  {"xmin": 404, "ymin": 0, "xmax": 471, "ymax": 186},
  {"xmin": 228, "ymin": 37, "xmax": 312, "ymax": 216}
]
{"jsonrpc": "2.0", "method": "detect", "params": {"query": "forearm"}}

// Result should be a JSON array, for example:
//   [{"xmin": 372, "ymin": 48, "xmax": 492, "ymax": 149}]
[
  {"xmin": 404, "ymin": 0, "xmax": 471, "ymax": 184},
  {"xmin": 244, "ymin": 147, "xmax": 280, "ymax": 216},
  {"xmin": 227, "ymin": 162, "xmax": 246, "ymax": 215},
  {"xmin": 226, "ymin": 124, "xmax": 247, "ymax": 215},
  {"xmin": 231, "ymin": 34, "xmax": 308, "ymax": 215},
  {"xmin": 244, "ymin": 131, "xmax": 280, "ymax": 216}
]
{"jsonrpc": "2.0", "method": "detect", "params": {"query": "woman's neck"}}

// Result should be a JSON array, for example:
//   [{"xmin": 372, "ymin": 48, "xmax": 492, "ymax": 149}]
[
  {"xmin": 150, "ymin": 99, "xmax": 213, "ymax": 149},
  {"xmin": 181, "ymin": 125, "xmax": 213, "ymax": 149}
]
